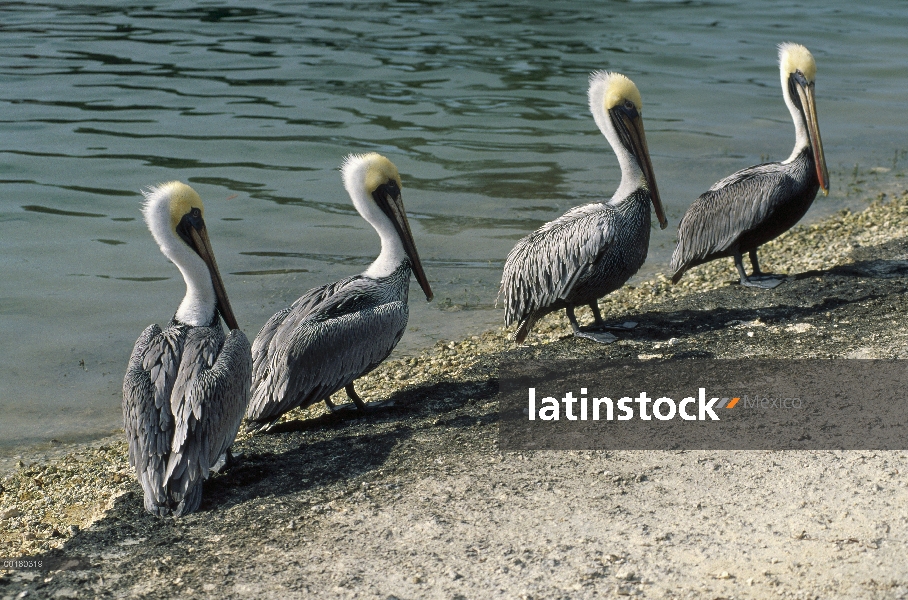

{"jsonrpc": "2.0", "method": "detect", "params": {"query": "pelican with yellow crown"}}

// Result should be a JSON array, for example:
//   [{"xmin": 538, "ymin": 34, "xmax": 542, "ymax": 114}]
[
  {"xmin": 498, "ymin": 71, "xmax": 667, "ymax": 344},
  {"xmin": 245, "ymin": 153, "xmax": 433, "ymax": 430},
  {"xmin": 670, "ymin": 43, "xmax": 830, "ymax": 288},
  {"xmin": 123, "ymin": 181, "xmax": 252, "ymax": 516}
]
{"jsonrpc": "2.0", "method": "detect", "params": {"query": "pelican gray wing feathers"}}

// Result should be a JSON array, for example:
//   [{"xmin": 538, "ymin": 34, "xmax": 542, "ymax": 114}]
[
  {"xmin": 246, "ymin": 153, "xmax": 432, "ymax": 431},
  {"xmin": 165, "ymin": 324, "xmax": 250, "ymax": 510},
  {"xmin": 670, "ymin": 154, "xmax": 816, "ymax": 279},
  {"xmin": 123, "ymin": 323, "xmax": 171, "ymax": 511},
  {"xmin": 248, "ymin": 269, "xmax": 410, "ymax": 425},
  {"xmin": 123, "ymin": 182, "xmax": 251, "ymax": 516},
  {"xmin": 500, "ymin": 204, "xmax": 617, "ymax": 341},
  {"xmin": 499, "ymin": 72, "xmax": 666, "ymax": 343},
  {"xmin": 250, "ymin": 277, "xmax": 348, "ymax": 389},
  {"xmin": 670, "ymin": 43, "xmax": 829, "ymax": 288}
]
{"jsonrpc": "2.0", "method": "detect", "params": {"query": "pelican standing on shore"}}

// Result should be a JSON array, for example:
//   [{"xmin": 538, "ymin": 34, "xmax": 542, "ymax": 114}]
[
  {"xmin": 245, "ymin": 153, "xmax": 432, "ymax": 431},
  {"xmin": 499, "ymin": 71, "xmax": 667, "ymax": 344},
  {"xmin": 669, "ymin": 43, "xmax": 829, "ymax": 288},
  {"xmin": 123, "ymin": 182, "xmax": 251, "ymax": 516}
]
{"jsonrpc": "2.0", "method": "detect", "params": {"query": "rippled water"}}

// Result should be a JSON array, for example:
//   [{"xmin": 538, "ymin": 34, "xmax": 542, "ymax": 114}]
[{"xmin": 1, "ymin": 1, "xmax": 906, "ymax": 450}]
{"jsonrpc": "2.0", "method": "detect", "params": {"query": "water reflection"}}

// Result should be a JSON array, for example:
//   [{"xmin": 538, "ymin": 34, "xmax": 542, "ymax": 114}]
[{"xmin": 22, "ymin": 205, "xmax": 106, "ymax": 218}]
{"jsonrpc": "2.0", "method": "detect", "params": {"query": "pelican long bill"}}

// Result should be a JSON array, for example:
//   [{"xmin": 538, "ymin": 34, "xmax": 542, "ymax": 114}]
[
  {"xmin": 374, "ymin": 188, "xmax": 433, "ymax": 301},
  {"xmin": 793, "ymin": 76, "xmax": 829, "ymax": 195},
  {"xmin": 610, "ymin": 104, "xmax": 668, "ymax": 229},
  {"xmin": 187, "ymin": 222, "xmax": 241, "ymax": 330}
]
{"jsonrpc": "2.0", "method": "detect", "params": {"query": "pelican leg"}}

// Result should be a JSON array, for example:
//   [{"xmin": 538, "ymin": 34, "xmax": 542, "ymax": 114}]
[
  {"xmin": 735, "ymin": 250, "xmax": 783, "ymax": 289},
  {"xmin": 345, "ymin": 383, "xmax": 369, "ymax": 411},
  {"xmin": 589, "ymin": 303, "xmax": 605, "ymax": 327},
  {"xmin": 567, "ymin": 306, "xmax": 617, "ymax": 344},
  {"xmin": 588, "ymin": 302, "xmax": 638, "ymax": 331},
  {"xmin": 210, "ymin": 447, "xmax": 238, "ymax": 474},
  {"xmin": 324, "ymin": 392, "xmax": 365, "ymax": 414},
  {"xmin": 345, "ymin": 382, "xmax": 396, "ymax": 411},
  {"xmin": 749, "ymin": 249, "xmax": 764, "ymax": 275},
  {"xmin": 748, "ymin": 249, "xmax": 785, "ymax": 284}
]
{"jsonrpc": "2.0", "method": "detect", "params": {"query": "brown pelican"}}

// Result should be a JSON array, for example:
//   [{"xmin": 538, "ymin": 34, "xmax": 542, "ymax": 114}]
[
  {"xmin": 123, "ymin": 181, "xmax": 251, "ymax": 517},
  {"xmin": 498, "ymin": 72, "xmax": 667, "ymax": 344},
  {"xmin": 670, "ymin": 43, "xmax": 829, "ymax": 288},
  {"xmin": 245, "ymin": 153, "xmax": 432, "ymax": 430}
]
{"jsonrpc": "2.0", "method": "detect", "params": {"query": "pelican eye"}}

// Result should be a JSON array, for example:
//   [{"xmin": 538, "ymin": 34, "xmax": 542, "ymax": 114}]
[
  {"xmin": 383, "ymin": 179, "xmax": 400, "ymax": 198},
  {"xmin": 175, "ymin": 207, "xmax": 205, "ymax": 247},
  {"xmin": 624, "ymin": 99, "xmax": 634, "ymax": 110}
]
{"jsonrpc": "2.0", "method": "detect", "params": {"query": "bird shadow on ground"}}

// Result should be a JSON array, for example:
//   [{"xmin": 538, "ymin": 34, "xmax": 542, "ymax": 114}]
[
  {"xmin": 256, "ymin": 377, "xmax": 499, "ymax": 437},
  {"xmin": 207, "ymin": 376, "xmax": 500, "ymax": 503},
  {"xmin": 48, "ymin": 239, "xmax": 908, "ymax": 564},
  {"xmin": 44, "ymin": 377, "xmax": 501, "ymax": 567},
  {"xmin": 597, "ymin": 258, "xmax": 908, "ymax": 346}
]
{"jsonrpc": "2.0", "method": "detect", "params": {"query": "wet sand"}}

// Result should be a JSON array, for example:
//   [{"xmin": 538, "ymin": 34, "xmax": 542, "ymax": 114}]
[{"xmin": 2, "ymin": 190, "xmax": 908, "ymax": 598}]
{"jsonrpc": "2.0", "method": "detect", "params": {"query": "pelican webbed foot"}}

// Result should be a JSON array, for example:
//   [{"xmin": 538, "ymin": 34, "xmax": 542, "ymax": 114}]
[
  {"xmin": 211, "ymin": 448, "xmax": 241, "ymax": 474},
  {"xmin": 244, "ymin": 418, "xmax": 276, "ymax": 434},
  {"xmin": 325, "ymin": 384, "xmax": 397, "ymax": 413},
  {"xmin": 567, "ymin": 306, "xmax": 619, "ymax": 344},
  {"xmin": 322, "ymin": 393, "xmax": 363, "ymax": 413},
  {"xmin": 588, "ymin": 305, "xmax": 637, "ymax": 331},
  {"xmin": 735, "ymin": 250, "xmax": 785, "ymax": 289},
  {"xmin": 741, "ymin": 276, "xmax": 784, "ymax": 289},
  {"xmin": 574, "ymin": 330, "xmax": 619, "ymax": 344}
]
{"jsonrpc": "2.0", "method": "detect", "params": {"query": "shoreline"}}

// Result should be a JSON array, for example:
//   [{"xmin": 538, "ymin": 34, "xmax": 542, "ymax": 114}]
[
  {"xmin": 3, "ymin": 187, "xmax": 908, "ymax": 597},
  {"xmin": 0, "ymin": 160, "xmax": 901, "ymax": 465},
  {"xmin": 0, "ymin": 434, "xmax": 123, "ymax": 480},
  {"xmin": 2, "ymin": 161, "xmax": 903, "ymax": 463}
]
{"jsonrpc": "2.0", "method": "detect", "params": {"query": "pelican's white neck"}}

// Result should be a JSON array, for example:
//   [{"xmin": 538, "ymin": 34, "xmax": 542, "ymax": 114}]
[
  {"xmin": 780, "ymin": 71, "xmax": 810, "ymax": 164},
  {"xmin": 142, "ymin": 185, "xmax": 216, "ymax": 326},
  {"xmin": 342, "ymin": 159, "xmax": 408, "ymax": 279},
  {"xmin": 588, "ymin": 76, "xmax": 645, "ymax": 204}
]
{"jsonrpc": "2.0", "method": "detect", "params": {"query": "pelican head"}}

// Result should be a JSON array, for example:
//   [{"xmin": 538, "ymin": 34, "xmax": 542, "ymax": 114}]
[
  {"xmin": 141, "ymin": 181, "xmax": 240, "ymax": 329},
  {"xmin": 779, "ymin": 43, "xmax": 829, "ymax": 195},
  {"xmin": 342, "ymin": 153, "xmax": 433, "ymax": 301},
  {"xmin": 588, "ymin": 71, "xmax": 667, "ymax": 229}
]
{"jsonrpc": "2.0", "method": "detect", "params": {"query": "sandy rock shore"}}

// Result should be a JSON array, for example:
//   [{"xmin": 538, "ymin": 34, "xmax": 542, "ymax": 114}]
[{"xmin": 2, "ymin": 191, "xmax": 908, "ymax": 598}]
